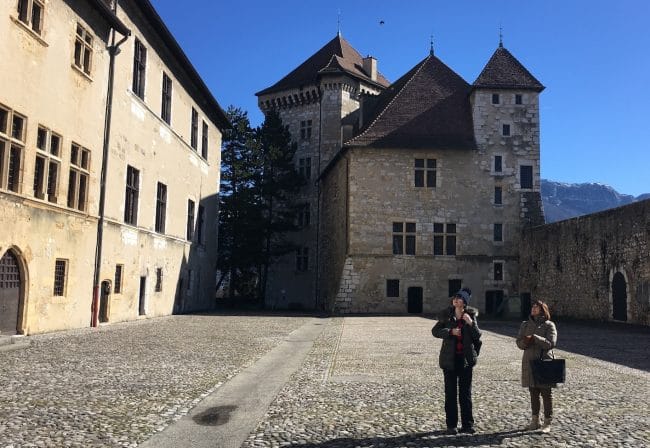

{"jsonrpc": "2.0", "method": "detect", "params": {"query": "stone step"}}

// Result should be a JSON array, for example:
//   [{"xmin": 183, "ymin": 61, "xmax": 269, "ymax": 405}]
[{"xmin": 0, "ymin": 334, "xmax": 30, "ymax": 352}]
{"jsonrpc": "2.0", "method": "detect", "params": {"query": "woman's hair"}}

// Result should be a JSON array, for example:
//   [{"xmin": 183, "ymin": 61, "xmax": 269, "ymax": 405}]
[{"xmin": 532, "ymin": 300, "xmax": 551, "ymax": 320}]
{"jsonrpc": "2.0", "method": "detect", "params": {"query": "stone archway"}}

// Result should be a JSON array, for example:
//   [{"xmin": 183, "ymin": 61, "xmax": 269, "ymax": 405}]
[
  {"xmin": 612, "ymin": 272, "xmax": 627, "ymax": 321},
  {"xmin": 0, "ymin": 250, "xmax": 22, "ymax": 335}
]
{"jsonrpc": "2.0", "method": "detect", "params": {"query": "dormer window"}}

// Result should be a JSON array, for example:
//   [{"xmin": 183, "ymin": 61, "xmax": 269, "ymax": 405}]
[{"xmin": 491, "ymin": 94, "xmax": 500, "ymax": 105}]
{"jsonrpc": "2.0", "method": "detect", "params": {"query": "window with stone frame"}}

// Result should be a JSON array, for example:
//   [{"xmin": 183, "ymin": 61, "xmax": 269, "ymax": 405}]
[
  {"xmin": 515, "ymin": 94, "xmax": 523, "ymax": 105},
  {"xmin": 502, "ymin": 124, "xmax": 511, "ymax": 137},
  {"xmin": 124, "ymin": 165, "xmax": 140, "ymax": 225},
  {"xmin": 155, "ymin": 267, "xmax": 163, "ymax": 292},
  {"xmin": 298, "ymin": 157, "xmax": 311, "ymax": 179},
  {"xmin": 190, "ymin": 107, "xmax": 198, "ymax": 150},
  {"xmin": 300, "ymin": 120, "xmax": 312, "ymax": 140},
  {"xmin": 393, "ymin": 222, "xmax": 416, "ymax": 255},
  {"xmin": 520, "ymin": 165, "xmax": 533, "ymax": 189},
  {"xmin": 414, "ymin": 158, "xmax": 436, "ymax": 188},
  {"xmin": 161, "ymin": 72, "xmax": 172, "ymax": 124},
  {"xmin": 494, "ymin": 185, "xmax": 503, "ymax": 205},
  {"xmin": 494, "ymin": 155, "xmax": 503, "ymax": 173},
  {"xmin": 494, "ymin": 261, "xmax": 504, "ymax": 281},
  {"xmin": 0, "ymin": 105, "xmax": 26, "ymax": 193},
  {"xmin": 491, "ymin": 93, "xmax": 500, "ymax": 105},
  {"xmin": 493, "ymin": 223, "xmax": 503, "ymax": 242},
  {"xmin": 186, "ymin": 199, "xmax": 195, "ymax": 240},
  {"xmin": 386, "ymin": 279, "xmax": 400, "ymax": 297},
  {"xmin": 433, "ymin": 223, "xmax": 456, "ymax": 256},
  {"xmin": 298, "ymin": 202, "xmax": 310, "ymax": 228},
  {"xmin": 17, "ymin": 0, "xmax": 44, "ymax": 35},
  {"xmin": 67, "ymin": 143, "xmax": 90, "ymax": 211},
  {"xmin": 53, "ymin": 259, "xmax": 67, "ymax": 296},
  {"xmin": 296, "ymin": 247, "xmax": 309, "ymax": 271},
  {"xmin": 73, "ymin": 23, "xmax": 93, "ymax": 75},
  {"xmin": 114, "ymin": 264, "xmax": 124, "ymax": 294},
  {"xmin": 155, "ymin": 182, "xmax": 167, "ymax": 233},
  {"xmin": 201, "ymin": 120, "xmax": 208, "ymax": 159},
  {"xmin": 132, "ymin": 38, "xmax": 147, "ymax": 99},
  {"xmin": 33, "ymin": 125, "xmax": 61, "ymax": 202}
]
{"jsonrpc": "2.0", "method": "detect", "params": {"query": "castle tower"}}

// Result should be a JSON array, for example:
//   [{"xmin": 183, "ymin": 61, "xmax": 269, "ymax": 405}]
[{"xmin": 255, "ymin": 35, "xmax": 389, "ymax": 309}]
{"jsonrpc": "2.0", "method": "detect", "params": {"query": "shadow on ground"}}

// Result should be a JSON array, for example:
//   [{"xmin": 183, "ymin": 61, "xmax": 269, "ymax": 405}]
[
  {"xmin": 283, "ymin": 429, "xmax": 537, "ymax": 447},
  {"xmin": 479, "ymin": 318, "xmax": 650, "ymax": 372}
]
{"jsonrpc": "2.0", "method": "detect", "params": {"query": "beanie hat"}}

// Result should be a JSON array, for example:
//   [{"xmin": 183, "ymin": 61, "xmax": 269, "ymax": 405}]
[{"xmin": 454, "ymin": 289, "xmax": 470, "ymax": 305}]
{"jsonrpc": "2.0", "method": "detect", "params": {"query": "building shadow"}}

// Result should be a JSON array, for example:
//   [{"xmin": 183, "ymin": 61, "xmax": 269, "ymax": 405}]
[
  {"xmin": 479, "ymin": 318, "xmax": 650, "ymax": 372},
  {"xmin": 281, "ymin": 429, "xmax": 532, "ymax": 448}
]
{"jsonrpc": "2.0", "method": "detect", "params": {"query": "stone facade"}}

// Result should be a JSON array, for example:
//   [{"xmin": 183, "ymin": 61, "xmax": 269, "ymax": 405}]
[
  {"xmin": 0, "ymin": 0, "xmax": 227, "ymax": 334},
  {"xmin": 519, "ymin": 199, "xmax": 650, "ymax": 325}
]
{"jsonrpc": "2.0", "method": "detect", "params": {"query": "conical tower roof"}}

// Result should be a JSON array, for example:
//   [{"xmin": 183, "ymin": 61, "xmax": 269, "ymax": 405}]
[
  {"xmin": 473, "ymin": 45, "xmax": 544, "ymax": 91},
  {"xmin": 344, "ymin": 54, "xmax": 476, "ymax": 150},
  {"xmin": 256, "ymin": 35, "xmax": 389, "ymax": 96}
]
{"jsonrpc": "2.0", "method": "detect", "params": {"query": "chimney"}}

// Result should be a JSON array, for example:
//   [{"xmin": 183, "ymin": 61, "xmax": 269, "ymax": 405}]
[{"xmin": 362, "ymin": 55, "xmax": 377, "ymax": 81}]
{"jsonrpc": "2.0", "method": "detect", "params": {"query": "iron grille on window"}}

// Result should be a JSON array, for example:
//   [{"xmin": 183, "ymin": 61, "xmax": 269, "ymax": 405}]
[
  {"xmin": 132, "ymin": 39, "xmax": 147, "ymax": 99},
  {"xmin": 155, "ymin": 182, "xmax": 167, "ymax": 233},
  {"xmin": 161, "ymin": 73, "xmax": 172, "ymax": 124},
  {"xmin": 124, "ymin": 165, "xmax": 139, "ymax": 225},
  {"xmin": 114, "ymin": 264, "xmax": 123, "ymax": 293},
  {"xmin": 187, "ymin": 199, "xmax": 195, "ymax": 240},
  {"xmin": 53, "ymin": 259, "xmax": 66, "ymax": 296}
]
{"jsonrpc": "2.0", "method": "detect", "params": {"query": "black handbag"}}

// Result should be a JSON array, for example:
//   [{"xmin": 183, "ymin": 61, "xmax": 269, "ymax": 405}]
[{"xmin": 530, "ymin": 350, "xmax": 565, "ymax": 384}]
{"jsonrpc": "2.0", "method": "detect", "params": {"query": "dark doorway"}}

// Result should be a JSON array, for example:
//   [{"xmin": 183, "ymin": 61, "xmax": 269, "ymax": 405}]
[
  {"xmin": 520, "ymin": 293, "xmax": 532, "ymax": 319},
  {"xmin": 139, "ymin": 276, "xmax": 147, "ymax": 316},
  {"xmin": 612, "ymin": 272, "xmax": 627, "ymax": 321},
  {"xmin": 448, "ymin": 279, "xmax": 462, "ymax": 298},
  {"xmin": 485, "ymin": 290, "xmax": 504, "ymax": 317},
  {"xmin": 99, "ymin": 280, "xmax": 110, "ymax": 323},
  {"xmin": 0, "ymin": 250, "xmax": 21, "ymax": 335},
  {"xmin": 407, "ymin": 287, "xmax": 423, "ymax": 313}
]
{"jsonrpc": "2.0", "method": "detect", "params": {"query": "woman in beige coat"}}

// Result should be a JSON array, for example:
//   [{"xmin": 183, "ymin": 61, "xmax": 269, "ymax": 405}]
[{"xmin": 516, "ymin": 300, "xmax": 557, "ymax": 433}]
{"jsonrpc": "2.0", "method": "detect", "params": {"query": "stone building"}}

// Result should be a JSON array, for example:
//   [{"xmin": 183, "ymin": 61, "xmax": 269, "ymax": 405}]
[
  {"xmin": 0, "ymin": 0, "xmax": 228, "ymax": 335},
  {"xmin": 257, "ymin": 35, "xmax": 545, "ymax": 314}
]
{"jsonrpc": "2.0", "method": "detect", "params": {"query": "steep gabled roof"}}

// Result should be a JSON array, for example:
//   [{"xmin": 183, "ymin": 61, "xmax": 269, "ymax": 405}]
[
  {"xmin": 256, "ymin": 35, "xmax": 389, "ymax": 96},
  {"xmin": 473, "ymin": 45, "xmax": 544, "ymax": 91},
  {"xmin": 344, "ymin": 54, "xmax": 476, "ymax": 150}
]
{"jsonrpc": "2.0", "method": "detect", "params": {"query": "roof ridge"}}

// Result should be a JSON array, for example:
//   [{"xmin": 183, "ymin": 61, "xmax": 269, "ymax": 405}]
[{"xmin": 345, "ymin": 56, "xmax": 431, "ymax": 146}]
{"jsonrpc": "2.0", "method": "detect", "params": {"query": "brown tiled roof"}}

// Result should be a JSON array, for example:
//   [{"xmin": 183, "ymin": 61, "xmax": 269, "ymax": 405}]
[
  {"xmin": 344, "ymin": 54, "xmax": 476, "ymax": 150},
  {"xmin": 256, "ymin": 35, "xmax": 390, "ymax": 96},
  {"xmin": 473, "ymin": 45, "xmax": 544, "ymax": 91}
]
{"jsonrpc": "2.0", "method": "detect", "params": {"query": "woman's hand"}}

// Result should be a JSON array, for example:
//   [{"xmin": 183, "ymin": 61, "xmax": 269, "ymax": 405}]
[
  {"xmin": 524, "ymin": 335, "xmax": 534, "ymax": 347},
  {"xmin": 462, "ymin": 313, "xmax": 473, "ymax": 326},
  {"xmin": 451, "ymin": 328, "xmax": 461, "ymax": 336}
]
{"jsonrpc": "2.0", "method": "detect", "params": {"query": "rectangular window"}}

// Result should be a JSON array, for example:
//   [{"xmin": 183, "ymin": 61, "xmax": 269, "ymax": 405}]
[
  {"xmin": 74, "ymin": 23, "xmax": 93, "ymax": 75},
  {"xmin": 298, "ymin": 202, "xmax": 310, "ymax": 227},
  {"xmin": 155, "ymin": 268, "xmax": 163, "ymax": 292},
  {"xmin": 296, "ymin": 247, "xmax": 309, "ymax": 271},
  {"xmin": 197, "ymin": 205, "xmax": 205, "ymax": 245},
  {"xmin": 114, "ymin": 264, "xmax": 123, "ymax": 294},
  {"xmin": 494, "ymin": 155, "xmax": 502, "ymax": 173},
  {"xmin": 502, "ymin": 124, "xmax": 511, "ymax": 137},
  {"xmin": 33, "ymin": 126, "xmax": 61, "ymax": 202},
  {"xmin": 494, "ymin": 186, "xmax": 502, "ymax": 205},
  {"xmin": 494, "ymin": 223, "xmax": 503, "ymax": 242},
  {"xmin": 434, "ymin": 223, "xmax": 457, "ymax": 256},
  {"xmin": 520, "ymin": 165, "xmax": 533, "ymax": 189},
  {"xmin": 132, "ymin": 39, "xmax": 147, "ymax": 99},
  {"xmin": 17, "ymin": 0, "xmax": 43, "ymax": 34},
  {"xmin": 0, "ymin": 106, "xmax": 26, "ymax": 193},
  {"xmin": 386, "ymin": 279, "xmax": 400, "ymax": 297},
  {"xmin": 414, "ymin": 158, "xmax": 436, "ymax": 188},
  {"xmin": 190, "ymin": 108, "xmax": 198, "ymax": 149},
  {"xmin": 494, "ymin": 262, "xmax": 504, "ymax": 281},
  {"xmin": 515, "ymin": 94, "xmax": 523, "ymax": 105},
  {"xmin": 300, "ymin": 120, "xmax": 312, "ymax": 140},
  {"xmin": 124, "ymin": 165, "xmax": 140, "ymax": 224},
  {"xmin": 187, "ymin": 199, "xmax": 195, "ymax": 240},
  {"xmin": 155, "ymin": 182, "xmax": 167, "ymax": 233},
  {"xmin": 298, "ymin": 157, "xmax": 311, "ymax": 179},
  {"xmin": 492, "ymin": 93, "xmax": 500, "ymax": 104},
  {"xmin": 201, "ymin": 121, "xmax": 208, "ymax": 159},
  {"xmin": 393, "ymin": 222, "xmax": 416, "ymax": 255},
  {"xmin": 161, "ymin": 72, "xmax": 172, "ymax": 124},
  {"xmin": 67, "ymin": 143, "xmax": 90, "ymax": 211},
  {"xmin": 53, "ymin": 259, "xmax": 67, "ymax": 296}
]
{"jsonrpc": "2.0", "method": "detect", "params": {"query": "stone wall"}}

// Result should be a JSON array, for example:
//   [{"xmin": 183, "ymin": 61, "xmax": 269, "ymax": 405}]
[{"xmin": 519, "ymin": 199, "xmax": 650, "ymax": 325}]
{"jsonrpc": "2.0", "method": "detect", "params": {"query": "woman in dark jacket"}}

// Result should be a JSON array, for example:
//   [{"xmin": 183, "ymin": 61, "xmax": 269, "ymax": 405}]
[
  {"xmin": 432, "ymin": 288, "xmax": 482, "ymax": 434},
  {"xmin": 516, "ymin": 300, "xmax": 557, "ymax": 433}
]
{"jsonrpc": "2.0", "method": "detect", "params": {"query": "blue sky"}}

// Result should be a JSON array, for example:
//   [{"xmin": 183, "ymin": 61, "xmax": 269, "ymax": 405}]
[{"xmin": 150, "ymin": 0, "xmax": 649, "ymax": 196}]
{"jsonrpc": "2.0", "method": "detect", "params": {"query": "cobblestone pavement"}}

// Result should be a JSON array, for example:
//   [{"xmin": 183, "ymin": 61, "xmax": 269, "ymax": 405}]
[
  {"xmin": 0, "ymin": 314, "xmax": 311, "ymax": 447},
  {"xmin": 1, "ymin": 315, "xmax": 649, "ymax": 448},
  {"xmin": 241, "ymin": 316, "xmax": 650, "ymax": 448}
]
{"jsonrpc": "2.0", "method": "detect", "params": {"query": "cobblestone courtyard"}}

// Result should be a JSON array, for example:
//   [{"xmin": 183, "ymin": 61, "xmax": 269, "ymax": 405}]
[{"xmin": 1, "ymin": 314, "xmax": 648, "ymax": 447}]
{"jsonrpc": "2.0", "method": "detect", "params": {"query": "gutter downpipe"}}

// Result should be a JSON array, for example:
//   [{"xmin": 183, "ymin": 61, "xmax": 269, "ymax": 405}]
[{"xmin": 91, "ymin": 3, "xmax": 130, "ymax": 327}]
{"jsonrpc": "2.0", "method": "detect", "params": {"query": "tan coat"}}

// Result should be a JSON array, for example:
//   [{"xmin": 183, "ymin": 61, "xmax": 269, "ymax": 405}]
[{"xmin": 516, "ymin": 316, "xmax": 558, "ymax": 388}]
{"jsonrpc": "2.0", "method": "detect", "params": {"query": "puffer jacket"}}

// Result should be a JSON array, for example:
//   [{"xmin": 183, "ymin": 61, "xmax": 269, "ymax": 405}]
[
  {"xmin": 432, "ymin": 306, "xmax": 482, "ymax": 370},
  {"xmin": 516, "ymin": 315, "xmax": 558, "ymax": 387}
]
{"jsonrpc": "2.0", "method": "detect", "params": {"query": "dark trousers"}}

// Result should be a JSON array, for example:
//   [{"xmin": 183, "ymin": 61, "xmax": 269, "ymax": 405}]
[
  {"xmin": 443, "ymin": 355, "xmax": 474, "ymax": 429},
  {"xmin": 529, "ymin": 387, "xmax": 553, "ymax": 419}
]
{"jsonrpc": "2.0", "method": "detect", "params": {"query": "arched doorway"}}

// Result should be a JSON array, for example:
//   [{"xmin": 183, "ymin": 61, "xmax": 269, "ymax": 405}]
[
  {"xmin": 0, "ymin": 250, "xmax": 21, "ymax": 335},
  {"xmin": 99, "ymin": 280, "xmax": 111, "ymax": 323},
  {"xmin": 612, "ymin": 272, "xmax": 627, "ymax": 321}
]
